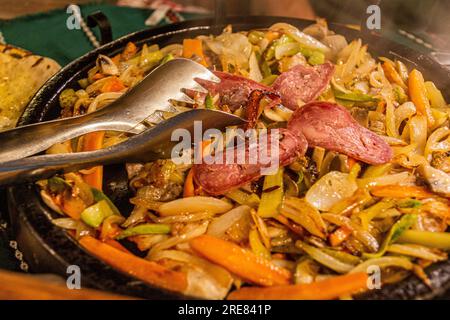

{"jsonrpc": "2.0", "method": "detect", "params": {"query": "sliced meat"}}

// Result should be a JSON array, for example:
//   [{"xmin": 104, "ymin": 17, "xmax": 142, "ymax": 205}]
[
  {"xmin": 288, "ymin": 101, "xmax": 393, "ymax": 165},
  {"xmin": 271, "ymin": 62, "xmax": 334, "ymax": 110},
  {"xmin": 196, "ymin": 71, "xmax": 270, "ymax": 111},
  {"xmin": 196, "ymin": 63, "xmax": 333, "ymax": 112},
  {"xmin": 193, "ymin": 129, "xmax": 307, "ymax": 195}
]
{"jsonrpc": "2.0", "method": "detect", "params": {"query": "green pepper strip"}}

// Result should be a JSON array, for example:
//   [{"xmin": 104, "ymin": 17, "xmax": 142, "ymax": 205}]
[
  {"xmin": 334, "ymin": 90, "xmax": 378, "ymax": 103},
  {"xmin": 116, "ymin": 223, "xmax": 171, "ymax": 240},
  {"xmin": 91, "ymin": 188, "xmax": 121, "ymax": 216}
]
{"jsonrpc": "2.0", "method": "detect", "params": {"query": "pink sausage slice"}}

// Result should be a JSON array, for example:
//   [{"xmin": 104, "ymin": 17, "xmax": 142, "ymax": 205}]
[
  {"xmin": 288, "ymin": 101, "xmax": 393, "ymax": 165},
  {"xmin": 271, "ymin": 62, "xmax": 334, "ymax": 110},
  {"xmin": 193, "ymin": 129, "xmax": 307, "ymax": 195},
  {"xmin": 196, "ymin": 71, "xmax": 270, "ymax": 111}
]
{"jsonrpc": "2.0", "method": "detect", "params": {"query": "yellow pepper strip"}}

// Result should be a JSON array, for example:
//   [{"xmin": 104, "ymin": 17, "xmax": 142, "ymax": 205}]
[
  {"xmin": 408, "ymin": 69, "xmax": 435, "ymax": 128},
  {"xmin": 249, "ymin": 228, "xmax": 271, "ymax": 260},
  {"xmin": 257, "ymin": 168, "xmax": 284, "ymax": 218},
  {"xmin": 382, "ymin": 61, "xmax": 407, "ymax": 89}
]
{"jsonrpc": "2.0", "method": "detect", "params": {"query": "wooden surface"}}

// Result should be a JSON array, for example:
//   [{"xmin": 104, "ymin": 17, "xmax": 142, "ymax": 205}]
[{"xmin": 0, "ymin": 270, "xmax": 135, "ymax": 300}]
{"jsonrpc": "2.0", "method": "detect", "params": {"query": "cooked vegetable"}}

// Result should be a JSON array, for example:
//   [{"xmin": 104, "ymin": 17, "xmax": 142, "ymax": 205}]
[
  {"xmin": 334, "ymin": 90, "xmax": 377, "ymax": 102},
  {"xmin": 228, "ymin": 272, "xmax": 368, "ymax": 300},
  {"xmin": 158, "ymin": 196, "xmax": 232, "ymax": 216},
  {"xmin": 329, "ymin": 226, "xmax": 352, "ymax": 247},
  {"xmin": 297, "ymin": 241, "xmax": 354, "ymax": 273},
  {"xmin": 207, "ymin": 205, "xmax": 251, "ymax": 238},
  {"xmin": 190, "ymin": 235, "xmax": 291, "ymax": 286},
  {"xmin": 281, "ymin": 198, "xmax": 326, "ymax": 239},
  {"xmin": 225, "ymin": 189, "xmax": 260, "ymax": 208},
  {"xmin": 183, "ymin": 168, "xmax": 195, "ymax": 197},
  {"xmin": 387, "ymin": 244, "xmax": 446, "ymax": 262},
  {"xmin": 81, "ymin": 131, "xmax": 105, "ymax": 190},
  {"xmin": 305, "ymin": 171, "xmax": 357, "ymax": 211},
  {"xmin": 116, "ymin": 224, "xmax": 171, "ymax": 240},
  {"xmin": 91, "ymin": 188, "xmax": 121, "ymax": 215},
  {"xmin": 79, "ymin": 236, "xmax": 187, "ymax": 292},
  {"xmin": 80, "ymin": 200, "xmax": 115, "ymax": 228},
  {"xmin": 397, "ymin": 230, "xmax": 450, "ymax": 250},
  {"xmin": 370, "ymin": 185, "xmax": 434, "ymax": 199},
  {"xmin": 183, "ymin": 39, "xmax": 207, "ymax": 66},
  {"xmin": 257, "ymin": 168, "xmax": 284, "ymax": 218},
  {"xmin": 418, "ymin": 164, "xmax": 450, "ymax": 197},
  {"xmin": 350, "ymin": 256, "xmax": 413, "ymax": 274},
  {"xmin": 249, "ymin": 228, "xmax": 271, "ymax": 260},
  {"xmin": 382, "ymin": 60, "xmax": 406, "ymax": 89},
  {"xmin": 363, "ymin": 214, "xmax": 417, "ymax": 259},
  {"xmin": 409, "ymin": 69, "xmax": 435, "ymax": 128},
  {"xmin": 425, "ymin": 81, "xmax": 447, "ymax": 109}
]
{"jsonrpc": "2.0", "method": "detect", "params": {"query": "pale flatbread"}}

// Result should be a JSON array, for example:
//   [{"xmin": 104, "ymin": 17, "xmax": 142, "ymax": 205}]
[{"xmin": 0, "ymin": 45, "xmax": 60, "ymax": 130}]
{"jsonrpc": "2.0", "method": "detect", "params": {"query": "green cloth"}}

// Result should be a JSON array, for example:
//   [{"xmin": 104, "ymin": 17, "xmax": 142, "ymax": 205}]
[{"xmin": 0, "ymin": 4, "xmax": 202, "ymax": 66}]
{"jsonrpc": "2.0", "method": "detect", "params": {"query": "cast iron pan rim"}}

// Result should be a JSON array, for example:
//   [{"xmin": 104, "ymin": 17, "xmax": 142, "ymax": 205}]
[{"xmin": 9, "ymin": 16, "xmax": 450, "ymax": 300}]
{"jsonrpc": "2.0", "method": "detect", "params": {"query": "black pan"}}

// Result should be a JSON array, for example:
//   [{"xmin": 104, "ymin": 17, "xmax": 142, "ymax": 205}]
[{"xmin": 6, "ymin": 16, "xmax": 450, "ymax": 300}]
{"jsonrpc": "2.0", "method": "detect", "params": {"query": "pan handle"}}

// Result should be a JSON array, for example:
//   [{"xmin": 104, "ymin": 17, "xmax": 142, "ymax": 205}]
[{"xmin": 87, "ymin": 11, "xmax": 113, "ymax": 45}]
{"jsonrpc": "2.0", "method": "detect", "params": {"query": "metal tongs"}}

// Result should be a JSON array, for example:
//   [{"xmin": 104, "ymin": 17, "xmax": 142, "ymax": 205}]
[{"xmin": 0, "ymin": 59, "xmax": 245, "ymax": 186}]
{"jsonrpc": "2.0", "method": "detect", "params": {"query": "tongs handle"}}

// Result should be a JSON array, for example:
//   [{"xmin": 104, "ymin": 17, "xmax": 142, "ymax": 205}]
[
  {"xmin": 0, "ymin": 111, "xmax": 141, "ymax": 163},
  {"xmin": 0, "ymin": 150, "xmax": 113, "ymax": 186}
]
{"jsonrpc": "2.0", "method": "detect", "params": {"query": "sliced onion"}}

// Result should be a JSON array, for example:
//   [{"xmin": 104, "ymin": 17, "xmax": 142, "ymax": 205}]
[
  {"xmin": 158, "ymin": 196, "xmax": 233, "ymax": 216},
  {"xmin": 305, "ymin": 171, "xmax": 358, "ymax": 211},
  {"xmin": 297, "ymin": 241, "xmax": 354, "ymax": 273},
  {"xmin": 248, "ymin": 51, "xmax": 263, "ymax": 82},
  {"xmin": 269, "ymin": 23, "xmax": 329, "ymax": 53},
  {"xmin": 149, "ymin": 249, "xmax": 233, "ymax": 299},
  {"xmin": 122, "ymin": 206, "xmax": 147, "ymax": 228},
  {"xmin": 52, "ymin": 218, "xmax": 78, "ymax": 229},
  {"xmin": 87, "ymin": 92, "xmax": 123, "ymax": 113},
  {"xmin": 40, "ymin": 190, "xmax": 63, "ymax": 214},
  {"xmin": 350, "ymin": 256, "xmax": 413, "ymax": 274},
  {"xmin": 148, "ymin": 221, "xmax": 209, "ymax": 258},
  {"xmin": 387, "ymin": 244, "xmax": 446, "ymax": 262},
  {"xmin": 157, "ymin": 211, "xmax": 215, "ymax": 224},
  {"xmin": 425, "ymin": 126, "xmax": 450, "ymax": 161},
  {"xmin": 409, "ymin": 115, "xmax": 428, "ymax": 155},
  {"xmin": 207, "ymin": 205, "xmax": 251, "ymax": 238}
]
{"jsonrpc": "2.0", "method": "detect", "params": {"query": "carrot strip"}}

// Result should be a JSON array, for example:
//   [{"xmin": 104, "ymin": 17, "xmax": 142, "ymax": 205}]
[
  {"xmin": 61, "ymin": 195, "xmax": 85, "ymax": 220},
  {"xmin": 100, "ymin": 76, "xmax": 125, "ymax": 93},
  {"xmin": 227, "ymin": 272, "xmax": 368, "ymax": 300},
  {"xmin": 370, "ymin": 185, "xmax": 435, "ymax": 199},
  {"xmin": 182, "ymin": 39, "xmax": 207, "ymax": 66},
  {"xmin": 103, "ymin": 239, "xmax": 131, "ymax": 254},
  {"xmin": 111, "ymin": 54, "xmax": 121, "ymax": 65},
  {"xmin": 79, "ymin": 236, "xmax": 187, "ymax": 293},
  {"xmin": 190, "ymin": 235, "xmax": 291, "ymax": 286},
  {"xmin": 122, "ymin": 42, "xmax": 137, "ymax": 60},
  {"xmin": 265, "ymin": 31, "xmax": 280, "ymax": 42},
  {"xmin": 329, "ymin": 226, "xmax": 352, "ymax": 247},
  {"xmin": 347, "ymin": 157, "xmax": 358, "ymax": 170},
  {"xmin": 92, "ymin": 73, "xmax": 105, "ymax": 81},
  {"xmin": 183, "ymin": 168, "xmax": 195, "ymax": 197},
  {"xmin": 81, "ymin": 131, "xmax": 105, "ymax": 190},
  {"xmin": 409, "ymin": 69, "xmax": 435, "ymax": 128}
]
